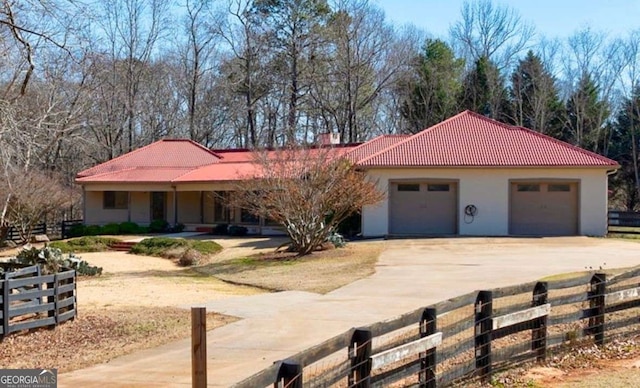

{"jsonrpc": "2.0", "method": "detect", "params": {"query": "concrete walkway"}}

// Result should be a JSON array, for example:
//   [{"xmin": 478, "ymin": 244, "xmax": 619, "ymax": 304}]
[{"xmin": 59, "ymin": 237, "xmax": 640, "ymax": 387}]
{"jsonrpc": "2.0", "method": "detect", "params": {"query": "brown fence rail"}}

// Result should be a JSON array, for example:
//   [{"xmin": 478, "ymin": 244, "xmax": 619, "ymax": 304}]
[
  {"xmin": 0, "ymin": 263, "xmax": 77, "ymax": 340},
  {"xmin": 608, "ymin": 210, "xmax": 640, "ymax": 234},
  {"xmin": 233, "ymin": 267, "xmax": 640, "ymax": 388}
]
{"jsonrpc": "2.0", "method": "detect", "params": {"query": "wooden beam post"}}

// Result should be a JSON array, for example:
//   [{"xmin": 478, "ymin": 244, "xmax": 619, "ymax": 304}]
[
  {"xmin": 419, "ymin": 307, "xmax": 437, "ymax": 388},
  {"xmin": 532, "ymin": 282, "xmax": 548, "ymax": 361},
  {"xmin": 274, "ymin": 360, "xmax": 303, "ymax": 388},
  {"xmin": 191, "ymin": 307, "xmax": 207, "ymax": 388},
  {"xmin": 589, "ymin": 273, "xmax": 606, "ymax": 346},
  {"xmin": 349, "ymin": 328, "xmax": 372, "ymax": 388},
  {"xmin": 474, "ymin": 291, "xmax": 493, "ymax": 383}
]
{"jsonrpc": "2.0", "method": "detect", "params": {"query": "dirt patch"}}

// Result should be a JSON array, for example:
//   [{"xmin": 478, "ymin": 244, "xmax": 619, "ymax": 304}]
[
  {"xmin": 77, "ymin": 251, "xmax": 263, "ymax": 309},
  {"xmin": 0, "ymin": 307, "xmax": 236, "ymax": 373},
  {"xmin": 196, "ymin": 241, "xmax": 385, "ymax": 294}
]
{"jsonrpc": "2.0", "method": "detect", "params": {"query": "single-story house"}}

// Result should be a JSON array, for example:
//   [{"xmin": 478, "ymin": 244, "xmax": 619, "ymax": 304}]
[{"xmin": 76, "ymin": 110, "xmax": 619, "ymax": 237}]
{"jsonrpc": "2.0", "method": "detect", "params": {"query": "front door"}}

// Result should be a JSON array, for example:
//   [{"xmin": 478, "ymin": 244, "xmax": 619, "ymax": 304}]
[{"xmin": 150, "ymin": 192, "xmax": 166, "ymax": 222}]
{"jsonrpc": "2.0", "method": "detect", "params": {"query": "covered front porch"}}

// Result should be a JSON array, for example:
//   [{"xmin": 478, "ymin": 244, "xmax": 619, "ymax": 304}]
[{"xmin": 82, "ymin": 183, "xmax": 285, "ymax": 236}]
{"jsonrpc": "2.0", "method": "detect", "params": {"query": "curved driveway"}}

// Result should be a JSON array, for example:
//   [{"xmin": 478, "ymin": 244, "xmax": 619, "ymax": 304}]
[{"xmin": 60, "ymin": 237, "xmax": 640, "ymax": 387}]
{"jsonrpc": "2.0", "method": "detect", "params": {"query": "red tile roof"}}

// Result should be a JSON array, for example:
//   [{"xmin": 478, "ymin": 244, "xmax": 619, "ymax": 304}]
[
  {"xmin": 76, "ymin": 140, "xmax": 221, "ymax": 178},
  {"xmin": 357, "ymin": 111, "xmax": 618, "ymax": 168},
  {"xmin": 174, "ymin": 163, "xmax": 260, "ymax": 182},
  {"xmin": 76, "ymin": 168, "xmax": 194, "ymax": 183},
  {"xmin": 345, "ymin": 135, "xmax": 410, "ymax": 162}
]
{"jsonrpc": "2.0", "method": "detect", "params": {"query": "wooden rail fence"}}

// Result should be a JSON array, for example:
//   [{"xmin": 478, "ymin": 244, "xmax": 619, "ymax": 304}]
[
  {"xmin": 233, "ymin": 267, "xmax": 640, "ymax": 387},
  {"xmin": 0, "ymin": 263, "xmax": 77, "ymax": 340},
  {"xmin": 608, "ymin": 210, "xmax": 640, "ymax": 234}
]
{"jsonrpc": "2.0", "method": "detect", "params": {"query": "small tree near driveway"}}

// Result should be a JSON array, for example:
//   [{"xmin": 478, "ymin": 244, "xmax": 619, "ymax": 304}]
[{"xmin": 231, "ymin": 146, "xmax": 384, "ymax": 256}]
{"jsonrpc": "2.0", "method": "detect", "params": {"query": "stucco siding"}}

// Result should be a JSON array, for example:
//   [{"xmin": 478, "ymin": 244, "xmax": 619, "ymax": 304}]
[
  {"xmin": 362, "ymin": 168, "xmax": 610, "ymax": 237},
  {"xmin": 177, "ymin": 191, "xmax": 201, "ymax": 224},
  {"xmin": 130, "ymin": 192, "xmax": 150, "ymax": 224},
  {"xmin": 84, "ymin": 191, "xmax": 128, "ymax": 225}
]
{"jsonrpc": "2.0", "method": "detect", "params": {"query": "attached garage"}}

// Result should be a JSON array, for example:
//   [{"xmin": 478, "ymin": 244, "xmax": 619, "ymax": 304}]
[
  {"xmin": 389, "ymin": 181, "xmax": 458, "ymax": 235},
  {"xmin": 509, "ymin": 181, "xmax": 579, "ymax": 236}
]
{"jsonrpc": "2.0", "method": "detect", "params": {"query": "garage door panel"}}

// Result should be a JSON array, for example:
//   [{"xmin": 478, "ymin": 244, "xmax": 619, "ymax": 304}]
[
  {"xmin": 510, "ymin": 182, "xmax": 578, "ymax": 236},
  {"xmin": 390, "ymin": 182, "xmax": 457, "ymax": 235}
]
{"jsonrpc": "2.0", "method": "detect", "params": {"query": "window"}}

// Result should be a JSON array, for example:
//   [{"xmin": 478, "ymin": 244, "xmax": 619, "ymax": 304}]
[
  {"xmin": 548, "ymin": 184, "xmax": 571, "ymax": 192},
  {"xmin": 427, "ymin": 184, "xmax": 450, "ymax": 192},
  {"xmin": 517, "ymin": 184, "xmax": 540, "ymax": 192},
  {"xmin": 103, "ymin": 191, "xmax": 128, "ymax": 209},
  {"xmin": 397, "ymin": 184, "xmax": 420, "ymax": 192},
  {"xmin": 241, "ymin": 208, "xmax": 259, "ymax": 224},
  {"xmin": 213, "ymin": 191, "xmax": 231, "ymax": 222}
]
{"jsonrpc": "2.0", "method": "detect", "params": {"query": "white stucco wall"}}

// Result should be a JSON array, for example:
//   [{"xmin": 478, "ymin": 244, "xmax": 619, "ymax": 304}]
[
  {"xmin": 84, "ymin": 191, "xmax": 128, "ymax": 225},
  {"xmin": 362, "ymin": 168, "xmax": 610, "ymax": 237},
  {"xmin": 130, "ymin": 192, "xmax": 150, "ymax": 224}
]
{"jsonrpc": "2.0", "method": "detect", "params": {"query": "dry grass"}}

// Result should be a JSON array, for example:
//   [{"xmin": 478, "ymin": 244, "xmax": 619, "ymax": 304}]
[
  {"xmin": 195, "ymin": 241, "xmax": 385, "ymax": 294},
  {"xmin": 0, "ymin": 307, "xmax": 236, "ymax": 373}
]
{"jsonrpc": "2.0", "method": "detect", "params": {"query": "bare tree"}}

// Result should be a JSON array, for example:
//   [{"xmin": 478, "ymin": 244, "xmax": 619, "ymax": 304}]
[
  {"xmin": 450, "ymin": 0, "xmax": 534, "ymax": 70},
  {"xmin": 230, "ymin": 147, "xmax": 384, "ymax": 256}
]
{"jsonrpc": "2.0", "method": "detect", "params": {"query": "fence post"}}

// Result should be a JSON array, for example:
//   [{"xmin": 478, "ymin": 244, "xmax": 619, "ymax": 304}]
[
  {"xmin": 589, "ymin": 273, "xmax": 606, "ymax": 346},
  {"xmin": 419, "ymin": 307, "xmax": 437, "ymax": 388},
  {"xmin": 532, "ymin": 282, "xmax": 548, "ymax": 361},
  {"xmin": 47, "ymin": 275, "xmax": 58, "ymax": 329},
  {"xmin": 474, "ymin": 290, "xmax": 493, "ymax": 383},
  {"xmin": 1, "ymin": 278, "xmax": 8, "ymax": 341},
  {"xmin": 274, "ymin": 360, "xmax": 303, "ymax": 388},
  {"xmin": 191, "ymin": 307, "xmax": 207, "ymax": 388},
  {"xmin": 349, "ymin": 328, "xmax": 372, "ymax": 388}
]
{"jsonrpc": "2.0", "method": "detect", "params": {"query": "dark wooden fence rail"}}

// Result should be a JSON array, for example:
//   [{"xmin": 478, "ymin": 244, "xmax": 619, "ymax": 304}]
[
  {"xmin": 608, "ymin": 210, "xmax": 640, "ymax": 234},
  {"xmin": 232, "ymin": 267, "xmax": 640, "ymax": 388},
  {"xmin": 0, "ymin": 263, "xmax": 77, "ymax": 340}
]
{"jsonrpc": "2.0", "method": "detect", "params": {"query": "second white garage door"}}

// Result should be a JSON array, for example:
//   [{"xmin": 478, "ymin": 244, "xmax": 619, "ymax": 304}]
[
  {"xmin": 389, "ymin": 181, "xmax": 457, "ymax": 235},
  {"xmin": 510, "ymin": 182, "xmax": 579, "ymax": 236}
]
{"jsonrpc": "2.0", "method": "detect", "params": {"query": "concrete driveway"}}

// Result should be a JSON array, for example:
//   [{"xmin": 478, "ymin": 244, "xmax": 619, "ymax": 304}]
[{"xmin": 59, "ymin": 237, "xmax": 640, "ymax": 387}]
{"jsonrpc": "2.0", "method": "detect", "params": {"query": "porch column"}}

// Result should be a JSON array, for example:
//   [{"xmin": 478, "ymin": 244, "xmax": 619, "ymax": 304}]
[
  {"xmin": 127, "ymin": 192, "xmax": 131, "ymax": 222},
  {"xmin": 82, "ymin": 186, "xmax": 86, "ymax": 222},
  {"xmin": 200, "ymin": 191, "xmax": 204, "ymax": 223},
  {"xmin": 172, "ymin": 187, "xmax": 178, "ymax": 226}
]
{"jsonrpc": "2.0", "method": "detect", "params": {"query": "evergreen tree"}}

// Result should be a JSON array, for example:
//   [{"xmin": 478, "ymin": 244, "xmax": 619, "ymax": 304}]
[
  {"xmin": 510, "ymin": 51, "xmax": 563, "ymax": 136},
  {"xmin": 458, "ymin": 56, "xmax": 511, "ymax": 121},
  {"xmin": 400, "ymin": 39, "xmax": 464, "ymax": 132},
  {"xmin": 609, "ymin": 86, "xmax": 640, "ymax": 210},
  {"xmin": 564, "ymin": 73, "xmax": 609, "ymax": 151}
]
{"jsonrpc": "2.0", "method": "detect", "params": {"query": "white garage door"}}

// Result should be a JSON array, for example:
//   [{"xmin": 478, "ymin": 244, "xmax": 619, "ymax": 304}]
[
  {"xmin": 389, "ymin": 182, "xmax": 457, "ymax": 235},
  {"xmin": 510, "ymin": 182, "xmax": 578, "ymax": 236}
]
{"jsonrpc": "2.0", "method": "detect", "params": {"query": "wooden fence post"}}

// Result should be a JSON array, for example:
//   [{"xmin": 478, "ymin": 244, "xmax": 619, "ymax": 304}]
[
  {"xmin": 47, "ymin": 275, "xmax": 58, "ymax": 329},
  {"xmin": 532, "ymin": 282, "xmax": 548, "ymax": 361},
  {"xmin": 349, "ymin": 328, "xmax": 372, "ymax": 388},
  {"xmin": 419, "ymin": 307, "xmax": 437, "ymax": 388},
  {"xmin": 191, "ymin": 307, "xmax": 207, "ymax": 388},
  {"xmin": 1, "ymin": 279, "xmax": 8, "ymax": 341},
  {"xmin": 589, "ymin": 273, "xmax": 606, "ymax": 346},
  {"xmin": 474, "ymin": 291, "xmax": 493, "ymax": 383},
  {"xmin": 274, "ymin": 360, "xmax": 303, "ymax": 388}
]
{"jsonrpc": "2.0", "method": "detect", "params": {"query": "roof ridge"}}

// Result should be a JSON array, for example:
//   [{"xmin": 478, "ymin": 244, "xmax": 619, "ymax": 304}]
[{"xmin": 357, "ymin": 111, "xmax": 472, "ymax": 165}]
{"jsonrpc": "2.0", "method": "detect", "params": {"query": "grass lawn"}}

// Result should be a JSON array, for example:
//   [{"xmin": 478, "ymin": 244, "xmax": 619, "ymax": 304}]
[{"xmin": 195, "ymin": 241, "xmax": 386, "ymax": 294}]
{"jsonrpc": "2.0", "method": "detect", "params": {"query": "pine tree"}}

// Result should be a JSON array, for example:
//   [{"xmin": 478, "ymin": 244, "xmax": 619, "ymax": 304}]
[{"xmin": 458, "ymin": 56, "xmax": 510, "ymax": 121}]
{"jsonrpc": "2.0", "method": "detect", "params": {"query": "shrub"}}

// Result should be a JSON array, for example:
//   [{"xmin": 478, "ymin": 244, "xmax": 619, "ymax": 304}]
[
  {"xmin": 130, "ymin": 237, "xmax": 187, "ymax": 256},
  {"xmin": 178, "ymin": 249, "xmax": 202, "ymax": 267},
  {"xmin": 119, "ymin": 221, "xmax": 140, "ymax": 234},
  {"xmin": 12, "ymin": 246, "xmax": 102, "ymax": 276},
  {"xmin": 101, "ymin": 223, "xmax": 121, "ymax": 235},
  {"xmin": 85, "ymin": 225, "xmax": 103, "ymax": 236},
  {"xmin": 149, "ymin": 219, "xmax": 169, "ymax": 233},
  {"xmin": 169, "ymin": 223, "xmax": 185, "ymax": 233},
  {"xmin": 212, "ymin": 224, "xmax": 228, "ymax": 235},
  {"xmin": 49, "ymin": 236, "xmax": 121, "ymax": 253},
  {"xmin": 327, "ymin": 232, "xmax": 347, "ymax": 248},
  {"xmin": 67, "ymin": 224, "xmax": 87, "ymax": 238},
  {"xmin": 228, "ymin": 225, "xmax": 248, "ymax": 236},
  {"xmin": 130, "ymin": 237, "xmax": 222, "ymax": 258}
]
